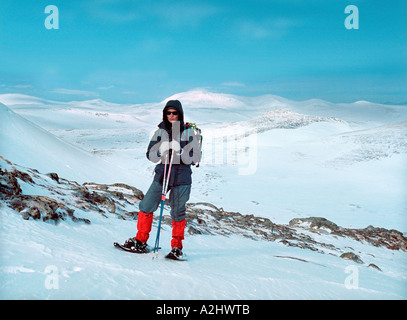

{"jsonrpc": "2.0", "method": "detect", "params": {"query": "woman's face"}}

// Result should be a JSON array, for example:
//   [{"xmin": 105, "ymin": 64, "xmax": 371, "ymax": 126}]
[{"xmin": 166, "ymin": 108, "xmax": 179, "ymax": 124}]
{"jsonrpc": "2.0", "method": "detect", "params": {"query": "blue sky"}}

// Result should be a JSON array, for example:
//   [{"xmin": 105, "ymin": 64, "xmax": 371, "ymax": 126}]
[{"xmin": 0, "ymin": 0, "xmax": 406, "ymax": 104}]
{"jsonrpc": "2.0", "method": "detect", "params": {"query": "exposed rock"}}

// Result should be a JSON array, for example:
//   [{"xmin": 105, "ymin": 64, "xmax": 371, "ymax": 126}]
[
  {"xmin": 368, "ymin": 263, "xmax": 382, "ymax": 272},
  {"xmin": 188, "ymin": 225, "xmax": 203, "ymax": 235},
  {"xmin": 9, "ymin": 195, "xmax": 64, "ymax": 222},
  {"xmin": 0, "ymin": 159, "xmax": 145, "ymax": 224},
  {"xmin": 274, "ymin": 255, "xmax": 309, "ymax": 263},
  {"xmin": 289, "ymin": 217, "xmax": 339, "ymax": 232},
  {"xmin": 0, "ymin": 169, "xmax": 22, "ymax": 196},
  {"xmin": 340, "ymin": 252, "xmax": 364, "ymax": 264},
  {"xmin": 289, "ymin": 216, "xmax": 407, "ymax": 252},
  {"xmin": 84, "ymin": 182, "xmax": 144, "ymax": 201},
  {"xmin": 11, "ymin": 168, "xmax": 34, "ymax": 184},
  {"xmin": 46, "ymin": 172, "xmax": 59, "ymax": 183}
]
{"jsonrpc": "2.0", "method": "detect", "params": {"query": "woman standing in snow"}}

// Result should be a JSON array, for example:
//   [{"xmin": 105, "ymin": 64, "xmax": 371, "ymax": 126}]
[{"xmin": 122, "ymin": 100, "xmax": 201, "ymax": 259}]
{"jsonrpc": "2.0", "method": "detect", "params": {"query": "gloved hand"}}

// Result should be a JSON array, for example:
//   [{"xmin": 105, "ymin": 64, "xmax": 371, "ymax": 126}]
[
  {"xmin": 159, "ymin": 141, "xmax": 170, "ymax": 157},
  {"xmin": 159, "ymin": 140, "xmax": 181, "ymax": 158},
  {"xmin": 170, "ymin": 140, "xmax": 181, "ymax": 153}
]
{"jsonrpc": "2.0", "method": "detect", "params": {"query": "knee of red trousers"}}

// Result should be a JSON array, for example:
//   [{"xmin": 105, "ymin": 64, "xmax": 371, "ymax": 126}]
[
  {"xmin": 135, "ymin": 211, "xmax": 153, "ymax": 243},
  {"xmin": 171, "ymin": 219, "xmax": 186, "ymax": 249}
]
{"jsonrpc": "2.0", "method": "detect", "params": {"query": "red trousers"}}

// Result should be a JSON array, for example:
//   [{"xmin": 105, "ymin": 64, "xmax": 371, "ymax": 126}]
[
  {"xmin": 135, "ymin": 211, "xmax": 153, "ymax": 243},
  {"xmin": 171, "ymin": 219, "xmax": 186, "ymax": 249},
  {"xmin": 135, "ymin": 211, "xmax": 186, "ymax": 249}
]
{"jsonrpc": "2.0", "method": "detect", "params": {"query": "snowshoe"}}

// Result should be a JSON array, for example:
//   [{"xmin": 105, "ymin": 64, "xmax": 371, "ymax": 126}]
[
  {"xmin": 165, "ymin": 247, "xmax": 187, "ymax": 261},
  {"xmin": 114, "ymin": 238, "xmax": 150, "ymax": 254}
]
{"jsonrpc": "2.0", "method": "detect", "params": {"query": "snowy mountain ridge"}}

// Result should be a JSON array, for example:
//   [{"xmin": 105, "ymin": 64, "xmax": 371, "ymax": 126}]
[
  {"xmin": 1, "ymin": 90, "xmax": 407, "ymax": 299},
  {"xmin": 0, "ymin": 102, "xmax": 138, "ymax": 185}
]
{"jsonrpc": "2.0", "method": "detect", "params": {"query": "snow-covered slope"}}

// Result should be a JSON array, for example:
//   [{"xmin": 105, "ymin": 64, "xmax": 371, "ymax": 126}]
[
  {"xmin": 1, "ymin": 89, "xmax": 406, "ymax": 299},
  {"xmin": 1, "ymin": 157, "xmax": 406, "ymax": 299},
  {"xmin": 0, "ymin": 102, "xmax": 144, "ymax": 186}
]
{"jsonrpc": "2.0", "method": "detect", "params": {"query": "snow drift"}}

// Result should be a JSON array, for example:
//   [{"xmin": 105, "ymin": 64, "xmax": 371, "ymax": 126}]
[{"xmin": 0, "ymin": 102, "xmax": 139, "ymax": 185}]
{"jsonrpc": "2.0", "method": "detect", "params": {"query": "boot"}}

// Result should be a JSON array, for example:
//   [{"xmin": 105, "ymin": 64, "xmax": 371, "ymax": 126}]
[
  {"xmin": 135, "ymin": 211, "xmax": 153, "ymax": 244},
  {"xmin": 171, "ymin": 219, "xmax": 186, "ymax": 250},
  {"xmin": 123, "ymin": 237, "xmax": 149, "ymax": 253},
  {"xmin": 166, "ymin": 247, "xmax": 184, "ymax": 260}
]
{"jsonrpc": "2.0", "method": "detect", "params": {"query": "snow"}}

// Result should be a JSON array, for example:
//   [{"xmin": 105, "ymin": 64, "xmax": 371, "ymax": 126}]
[
  {"xmin": 1, "ymin": 203, "xmax": 406, "ymax": 299},
  {"xmin": 1, "ymin": 89, "xmax": 407, "ymax": 299},
  {"xmin": 0, "ymin": 102, "xmax": 148, "ymax": 187}
]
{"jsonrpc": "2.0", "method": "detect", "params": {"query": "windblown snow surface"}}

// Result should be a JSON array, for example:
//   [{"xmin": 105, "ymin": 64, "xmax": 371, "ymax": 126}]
[{"xmin": 1, "ymin": 89, "xmax": 406, "ymax": 299}]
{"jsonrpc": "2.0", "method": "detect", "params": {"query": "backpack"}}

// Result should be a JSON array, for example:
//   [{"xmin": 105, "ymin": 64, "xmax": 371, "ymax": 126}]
[{"xmin": 185, "ymin": 122, "xmax": 203, "ymax": 167}]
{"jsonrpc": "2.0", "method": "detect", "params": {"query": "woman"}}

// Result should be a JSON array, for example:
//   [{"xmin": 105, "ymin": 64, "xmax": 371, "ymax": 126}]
[{"xmin": 122, "ymin": 99, "xmax": 201, "ymax": 259}]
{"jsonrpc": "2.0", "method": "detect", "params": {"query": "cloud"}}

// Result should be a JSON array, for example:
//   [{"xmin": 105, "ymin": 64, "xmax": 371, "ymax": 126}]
[
  {"xmin": 222, "ymin": 81, "xmax": 246, "ymax": 87},
  {"xmin": 12, "ymin": 84, "xmax": 33, "ymax": 89},
  {"xmin": 51, "ymin": 88, "xmax": 98, "ymax": 96},
  {"xmin": 97, "ymin": 85, "xmax": 115, "ymax": 90},
  {"xmin": 122, "ymin": 91, "xmax": 137, "ymax": 95},
  {"xmin": 82, "ymin": 0, "xmax": 144, "ymax": 24},
  {"xmin": 150, "ymin": 2, "xmax": 221, "ymax": 28},
  {"xmin": 239, "ymin": 18, "xmax": 300, "ymax": 40},
  {"xmin": 84, "ymin": 0, "xmax": 220, "ymax": 27}
]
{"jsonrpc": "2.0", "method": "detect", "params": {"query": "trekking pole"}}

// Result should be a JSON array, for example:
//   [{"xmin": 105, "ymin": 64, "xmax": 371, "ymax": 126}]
[
  {"xmin": 196, "ymin": 127, "xmax": 203, "ymax": 168},
  {"xmin": 153, "ymin": 149, "xmax": 175, "ymax": 253}
]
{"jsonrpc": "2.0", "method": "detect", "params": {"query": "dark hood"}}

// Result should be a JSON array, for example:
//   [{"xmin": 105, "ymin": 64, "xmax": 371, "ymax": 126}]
[{"xmin": 162, "ymin": 99, "xmax": 184, "ymax": 129}]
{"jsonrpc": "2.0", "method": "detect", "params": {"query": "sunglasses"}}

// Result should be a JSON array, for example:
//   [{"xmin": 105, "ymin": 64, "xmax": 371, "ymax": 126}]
[{"xmin": 166, "ymin": 111, "xmax": 179, "ymax": 116}]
